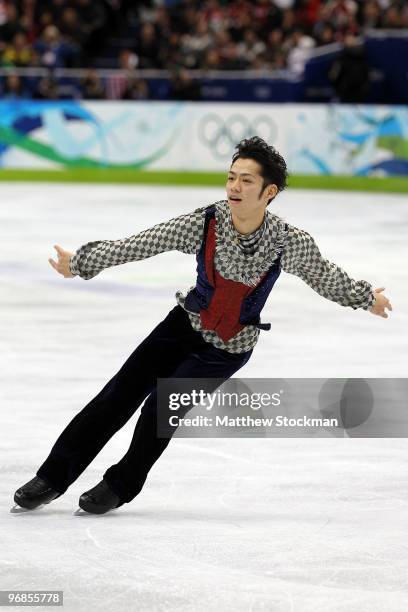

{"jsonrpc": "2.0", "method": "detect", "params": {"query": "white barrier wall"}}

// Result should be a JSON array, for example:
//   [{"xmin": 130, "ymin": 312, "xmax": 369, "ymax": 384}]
[{"xmin": 0, "ymin": 101, "xmax": 406, "ymax": 176}]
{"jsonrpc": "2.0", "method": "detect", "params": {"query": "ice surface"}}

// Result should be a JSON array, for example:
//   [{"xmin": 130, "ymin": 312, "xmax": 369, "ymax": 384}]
[{"xmin": 1, "ymin": 183, "xmax": 407, "ymax": 611}]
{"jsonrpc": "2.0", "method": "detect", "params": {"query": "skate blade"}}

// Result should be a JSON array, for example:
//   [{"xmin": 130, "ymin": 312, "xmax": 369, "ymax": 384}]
[
  {"xmin": 10, "ymin": 504, "xmax": 43, "ymax": 513},
  {"xmin": 74, "ymin": 507, "xmax": 119, "ymax": 516},
  {"xmin": 74, "ymin": 508, "xmax": 90, "ymax": 516}
]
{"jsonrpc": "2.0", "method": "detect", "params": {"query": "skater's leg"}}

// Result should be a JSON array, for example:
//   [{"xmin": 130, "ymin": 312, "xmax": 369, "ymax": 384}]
[
  {"xmin": 36, "ymin": 306, "xmax": 203, "ymax": 492},
  {"xmin": 103, "ymin": 344, "xmax": 252, "ymax": 502}
]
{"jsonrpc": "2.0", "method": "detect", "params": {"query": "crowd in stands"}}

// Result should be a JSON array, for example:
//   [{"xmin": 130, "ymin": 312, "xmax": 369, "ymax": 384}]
[
  {"xmin": 119, "ymin": 0, "xmax": 407, "ymax": 72},
  {"xmin": 0, "ymin": 0, "xmax": 407, "ymax": 100}
]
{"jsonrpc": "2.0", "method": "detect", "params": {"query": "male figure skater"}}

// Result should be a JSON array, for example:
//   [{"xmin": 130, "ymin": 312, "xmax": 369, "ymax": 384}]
[{"xmin": 13, "ymin": 137, "xmax": 392, "ymax": 514}]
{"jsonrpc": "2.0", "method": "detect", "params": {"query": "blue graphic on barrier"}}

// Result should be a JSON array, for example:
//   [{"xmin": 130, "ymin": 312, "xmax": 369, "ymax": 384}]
[
  {"xmin": 290, "ymin": 106, "xmax": 408, "ymax": 176},
  {"xmin": 0, "ymin": 100, "xmax": 182, "ymax": 168}
]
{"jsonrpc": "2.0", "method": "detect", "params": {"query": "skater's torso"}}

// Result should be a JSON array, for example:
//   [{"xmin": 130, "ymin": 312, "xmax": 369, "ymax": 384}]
[
  {"xmin": 175, "ymin": 201, "xmax": 286, "ymax": 353},
  {"xmin": 69, "ymin": 200, "xmax": 375, "ymax": 354}
]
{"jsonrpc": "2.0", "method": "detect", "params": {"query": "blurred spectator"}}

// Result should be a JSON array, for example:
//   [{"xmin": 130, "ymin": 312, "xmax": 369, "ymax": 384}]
[
  {"xmin": 19, "ymin": 0, "xmax": 36, "ymax": 43},
  {"xmin": 264, "ymin": 28, "xmax": 285, "ymax": 66},
  {"xmin": 121, "ymin": 77, "xmax": 149, "ymax": 100},
  {"xmin": 118, "ymin": 48, "xmax": 138, "ymax": 70},
  {"xmin": 321, "ymin": 0, "xmax": 359, "ymax": 35},
  {"xmin": 219, "ymin": 41, "xmax": 249, "ymax": 70},
  {"xmin": 201, "ymin": 48, "xmax": 221, "ymax": 70},
  {"xmin": 134, "ymin": 22, "xmax": 162, "ymax": 68},
  {"xmin": 75, "ymin": 0, "xmax": 108, "ymax": 59},
  {"xmin": 314, "ymin": 22, "xmax": 336, "ymax": 46},
  {"xmin": 295, "ymin": 0, "xmax": 322, "ymax": 30},
  {"xmin": 0, "ymin": 4, "xmax": 24, "ymax": 46},
  {"xmin": 227, "ymin": 2, "xmax": 254, "ymax": 41},
  {"xmin": 162, "ymin": 32, "xmax": 184, "ymax": 69},
  {"xmin": 202, "ymin": 0, "xmax": 226, "ymax": 33},
  {"xmin": 280, "ymin": 8, "xmax": 297, "ymax": 37},
  {"xmin": 253, "ymin": 0, "xmax": 283, "ymax": 38},
  {"xmin": 238, "ymin": 29, "xmax": 266, "ymax": 65},
  {"xmin": 359, "ymin": 1, "xmax": 382, "ymax": 30},
  {"xmin": 168, "ymin": 68, "xmax": 200, "ymax": 100},
  {"xmin": 59, "ymin": 7, "xmax": 86, "ymax": 47},
  {"xmin": 0, "ymin": 0, "xmax": 6, "ymax": 25},
  {"xmin": 34, "ymin": 74, "xmax": 60, "ymax": 99},
  {"xmin": 76, "ymin": 0, "xmax": 107, "ymax": 33},
  {"xmin": 286, "ymin": 28, "xmax": 316, "ymax": 74},
  {"xmin": 2, "ymin": 32, "xmax": 34, "ymax": 67},
  {"xmin": 154, "ymin": 5, "xmax": 172, "ymax": 40},
  {"xmin": 35, "ymin": 25, "xmax": 79, "ymax": 68},
  {"xmin": 81, "ymin": 69, "xmax": 105, "ymax": 99},
  {"xmin": 272, "ymin": 50, "xmax": 287, "ymax": 70},
  {"xmin": 181, "ymin": 19, "xmax": 213, "ymax": 69},
  {"xmin": 329, "ymin": 34, "xmax": 370, "ymax": 102},
  {"xmin": 36, "ymin": 10, "xmax": 54, "ymax": 38},
  {"xmin": 3, "ymin": 73, "xmax": 26, "ymax": 98},
  {"xmin": 381, "ymin": 5, "xmax": 402, "ymax": 28}
]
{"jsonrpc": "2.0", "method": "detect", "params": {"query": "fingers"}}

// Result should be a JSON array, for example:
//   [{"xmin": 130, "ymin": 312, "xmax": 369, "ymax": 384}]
[
  {"xmin": 370, "ymin": 299, "xmax": 393, "ymax": 318},
  {"xmin": 54, "ymin": 244, "xmax": 65, "ymax": 256},
  {"xmin": 380, "ymin": 293, "xmax": 392, "ymax": 312},
  {"xmin": 49, "ymin": 250, "xmax": 74, "ymax": 278},
  {"xmin": 376, "ymin": 305, "xmax": 391, "ymax": 318},
  {"xmin": 371, "ymin": 307, "xmax": 387, "ymax": 318},
  {"xmin": 372, "ymin": 287, "xmax": 393, "ymax": 317},
  {"xmin": 49, "ymin": 257, "xmax": 64, "ymax": 275}
]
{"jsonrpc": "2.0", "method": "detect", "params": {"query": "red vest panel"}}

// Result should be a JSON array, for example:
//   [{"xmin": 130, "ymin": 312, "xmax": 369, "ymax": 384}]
[{"xmin": 199, "ymin": 218, "xmax": 259, "ymax": 342}]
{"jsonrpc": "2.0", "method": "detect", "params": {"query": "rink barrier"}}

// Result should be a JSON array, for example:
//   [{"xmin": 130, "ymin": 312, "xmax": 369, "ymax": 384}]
[{"xmin": 0, "ymin": 101, "xmax": 407, "ymax": 179}]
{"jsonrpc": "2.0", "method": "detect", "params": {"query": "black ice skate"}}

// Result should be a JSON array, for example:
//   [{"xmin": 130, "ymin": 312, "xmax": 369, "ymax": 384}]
[
  {"xmin": 76, "ymin": 479, "xmax": 122, "ymax": 515},
  {"xmin": 12, "ymin": 476, "xmax": 62, "ymax": 512}
]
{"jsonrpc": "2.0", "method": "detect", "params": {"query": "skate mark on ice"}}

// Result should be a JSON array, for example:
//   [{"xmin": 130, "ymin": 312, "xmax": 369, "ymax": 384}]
[{"xmin": 85, "ymin": 527, "xmax": 103, "ymax": 549}]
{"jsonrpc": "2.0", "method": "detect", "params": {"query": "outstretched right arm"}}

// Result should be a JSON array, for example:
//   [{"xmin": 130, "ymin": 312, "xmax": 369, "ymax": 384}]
[{"xmin": 49, "ymin": 207, "xmax": 207, "ymax": 280}]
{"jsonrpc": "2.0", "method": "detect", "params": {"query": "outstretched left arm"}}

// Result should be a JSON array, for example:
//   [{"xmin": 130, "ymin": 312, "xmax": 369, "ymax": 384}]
[{"xmin": 281, "ymin": 227, "xmax": 392, "ymax": 317}]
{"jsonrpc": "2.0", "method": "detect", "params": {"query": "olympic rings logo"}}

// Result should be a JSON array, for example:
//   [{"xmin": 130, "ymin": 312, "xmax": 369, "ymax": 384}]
[{"xmin": 198, "ymin": 113, "xmax": 278, "ymax": 160}]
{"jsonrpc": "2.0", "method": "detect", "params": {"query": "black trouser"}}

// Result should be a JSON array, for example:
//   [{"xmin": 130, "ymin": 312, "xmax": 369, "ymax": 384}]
[{"xmin": 37, "ymin": 306, "xmax": 252, "ymax": 503}]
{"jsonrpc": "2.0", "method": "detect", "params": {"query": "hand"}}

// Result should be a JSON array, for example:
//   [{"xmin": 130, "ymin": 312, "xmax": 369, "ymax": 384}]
[
  {"xmin": 48, "ymin": 245, "xmax": 75, "ymax": 278},
  {"xmin": 369, "ymin": 287, "xmax": 392, "ymax": 318}
]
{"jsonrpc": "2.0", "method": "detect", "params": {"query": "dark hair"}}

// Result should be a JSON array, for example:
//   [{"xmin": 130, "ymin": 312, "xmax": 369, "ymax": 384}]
[{"xmin": 231, "ymin": 136, "xmax": 288, "ymax": 204}]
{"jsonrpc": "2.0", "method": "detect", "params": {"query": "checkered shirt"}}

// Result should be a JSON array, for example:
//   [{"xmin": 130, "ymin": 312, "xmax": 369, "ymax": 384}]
[{"xmin": 69, "ymin": 200, "xmax": 375, "ymax": 354}]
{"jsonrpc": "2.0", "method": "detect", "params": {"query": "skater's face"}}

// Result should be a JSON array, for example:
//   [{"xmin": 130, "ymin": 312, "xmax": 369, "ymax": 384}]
[{"xmin": 226, "ymin": 157, "xmax": 277, "ymax": 217}]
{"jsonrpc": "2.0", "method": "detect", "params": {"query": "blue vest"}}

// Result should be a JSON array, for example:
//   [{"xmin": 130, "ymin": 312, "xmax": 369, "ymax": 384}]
[{"xmin": 184, "ymin": 205, "xmax": 285, "ymax": 335}]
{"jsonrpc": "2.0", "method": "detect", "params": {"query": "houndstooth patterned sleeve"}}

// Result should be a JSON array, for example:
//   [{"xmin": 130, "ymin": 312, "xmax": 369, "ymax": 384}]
[
  {"xmin": 281, "ymin": 225, "xmax": 376, "ymax": 311},
  {"xmin": 69, "ymin": 206, "xmax": 208, "ymax": 280}
]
